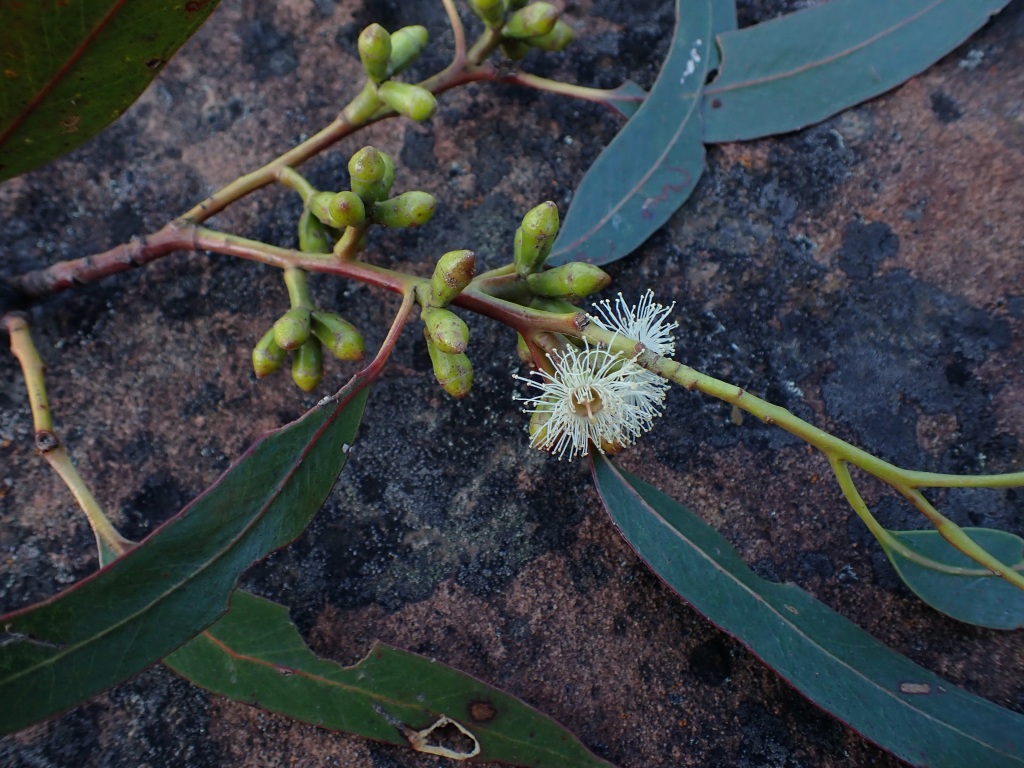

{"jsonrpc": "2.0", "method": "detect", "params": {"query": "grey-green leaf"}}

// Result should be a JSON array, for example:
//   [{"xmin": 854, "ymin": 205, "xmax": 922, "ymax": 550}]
[
  {"xmin": 547, "ymin": 0, "xmax": 712, "ymax": 266},
  {"xmin": 703, "ymin": 0, "xmax": 1012, "ymax": 142},
  {"xmin": 592, "ymin": 455, "xmax": 1024, "ymax": 768},
  {"xmin": 882, "ymin": 528, "xmax": 1024, "ymax": 630}
]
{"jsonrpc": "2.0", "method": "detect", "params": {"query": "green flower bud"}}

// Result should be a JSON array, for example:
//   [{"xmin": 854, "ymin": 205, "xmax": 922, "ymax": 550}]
[
  {"xmin": 371, "ymin": 190, "xmax": 437, "ymax": 228},
  {"xmin": 514, "ymin": 200, "xmax": 559, "ymax": 277},
  {"xmin": 468, "ymin": 0, "xmax": 505, "ymax": 29},
  {"xmin": 422, "ymin": 306, "xmax": 469, "ymax": 354},
  {"xmin": 348, "ymin": 146, "xmax": 389, "ymax": 204},
  {"xmin": 376, "ymin": 81, "xmax": 437, "ymax": 122},
  {"xmin": 525, "ymin": 19, "xmax": 573, "ymax": 51},
  {"xmin": 273, "ymin": 306, "xmax": 312, "ymax": 351},
  {"xmin": 387, "ymin": 25, "xmax": 428, "ymax": 77},
  {"xmin": 252, "ymin": 328, "xmax": 287, "ymax": 378},
  {"xmin": 298, "ymin": 207, "xmax": 336, "ymax": 255},
  {"xmin": 526, "ymin": 262, "xmax": 611, "ymax": 300},
  {"xmin": 500, "ymin": 39, "xmax": 530, "ymax": 61},
  {"xmin": 380, "ymin": 150, "xmax": 396, "ymax": 198},
  {"xmin": 425, "ymin": 331, "xmax": 473, "ymax": 398},
  {"xmin": 328, "ymin": 190, "xmax": 366, "ymax": 228},
  {"xmin": 358, "ymin": 23, "xmax": 392, "ymax": 83},
  {"xmin": 311, "ymin": 311, "xmax": 365, "ymax": 361},
  {"xmin": 292, "ymin": 337, "xmax": 324, "ymax": 392},
  {"xmin": 503, "ymin": 2, "xmax": 559, "ymax": 39},
  {"xmin": 308, "ymin": 191, "xmax": 342, "ymax": 228},
  {"xmin": 429, "ymin": 249, "xmax": 476, "ymax": 306}
]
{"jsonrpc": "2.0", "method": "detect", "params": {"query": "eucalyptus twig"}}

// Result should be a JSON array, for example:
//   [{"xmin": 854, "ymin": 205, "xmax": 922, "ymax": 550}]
[
  {"xmin": 2, "ymin": 313, "xmax": 132, "ymax": 564},
  {"xmin": 579, "ymin": 323, "xmax": 1024, "ymax": 592}
]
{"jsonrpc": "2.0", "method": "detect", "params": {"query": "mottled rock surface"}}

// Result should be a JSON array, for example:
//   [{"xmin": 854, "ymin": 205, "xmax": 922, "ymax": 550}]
[{"xmin": 2, "ymin": 1, "xmax": 1023, "ymax": 766}]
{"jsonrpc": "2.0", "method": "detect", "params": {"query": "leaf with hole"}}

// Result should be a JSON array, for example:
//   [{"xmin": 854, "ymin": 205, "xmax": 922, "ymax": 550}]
[
  {"xmin": 166, "ymin": 591, "xmax": 616, "ymax": 767},
  {"xmin": 0, "ymin": 381, "xmax": 369, "ymax": 734},
  {"xmin": 881, "ymin": 528, "xmax": 1024, "ymax": 630},
  {"xmin": 592, "ymin": 454, "xmax": 1024, "ymax": 768},
  {"xmin": 0, "ymin": 0, "xmax": 221, "ymax": 181}
]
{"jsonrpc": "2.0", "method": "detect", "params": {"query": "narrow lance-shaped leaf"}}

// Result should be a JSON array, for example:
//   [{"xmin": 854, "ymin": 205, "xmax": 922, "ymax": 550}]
[
  {"xmin": 702, "ymin": 0, "xmax": 1012, "ymax": 142},
  {"xmin": 0, "ymin": 382, "xmax": 370, "ymax": 734},
  {"xmin": 547, "ymin": 0, "xmax": 712, "ymax": 266},
  {"xmin": 592, "ymin": 455, "xmax": 1024, "ymax": 768},
  {"xmin": 0, "ymin": 0, "xmax": 222, "ymax": 181},
  {"xmin": 166, "ymin": 592, "xmax": 616, "ymax": 768},
  {"xmin": 881, "ymin": 528, "xmax": 1024, "ymax": 630}
]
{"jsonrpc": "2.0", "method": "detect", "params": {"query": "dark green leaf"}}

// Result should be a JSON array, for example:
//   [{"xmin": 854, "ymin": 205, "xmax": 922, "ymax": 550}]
[
  {"xmin": 0, "ymin": 383, "xmax": 369, "ymax": 734},
  {"xmin": 592, "ymin": 455, "xmax": 1024, "ymax": 768},
  {"xmin": 702, "ymin": 0, "xmax": 1011, "ymax": 142},
  {"xmin": 0, "ymin": 0, "xmax": 221, "ymax": 181},
  {"xmin": 166, "ymin": 591, "xmax": 615, "ymax": 767},
  {"xmin": 547, "ymin": 0, "xmax": 712, "ymax": 266},
  {"xmin": 882, "ymin": 528, "xmax": 1024, "ymax": 630}
]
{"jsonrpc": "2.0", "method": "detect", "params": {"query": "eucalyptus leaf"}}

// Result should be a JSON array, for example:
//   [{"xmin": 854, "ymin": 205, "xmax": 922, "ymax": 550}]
[
  {"xmin": 547, "ymin": 0, "xmax": 712, "ymax": 266},
  {"xmin": 702, "ymin": 0, "xmax": 1011, "ymax": 142},
  {"xmin": 0, "ymin": 383, "xmax": 369, "ymax": 734},
  {"xmin": 592, "ymin": 455, "xmax": 1024, "ymax": 768},
  {"xmin": 882, "ymin": 528, "xmax": 1024, "ymax": 630},
  {"xmin": 166, "ymin": 591, "xmax": 615, "ymax": 768},
  {"xmin": 0, "ymin": 0, "xmax": 221, "ymax": 181}
]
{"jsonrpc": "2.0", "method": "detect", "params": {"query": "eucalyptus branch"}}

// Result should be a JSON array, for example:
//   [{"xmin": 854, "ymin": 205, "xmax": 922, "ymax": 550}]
[{"xmin": 578, "ymin": 323, "xmax": 1024, "ymax": 592}]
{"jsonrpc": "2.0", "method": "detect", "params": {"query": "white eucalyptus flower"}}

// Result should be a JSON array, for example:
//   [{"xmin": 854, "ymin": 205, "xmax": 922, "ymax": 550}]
[
  {"xmin": 513, "ymin": 340, "xmax": 666, "ymax": 460},
  {"xmin": 590, "ymin": 290, "xmax": 678, "ymax": 356}
]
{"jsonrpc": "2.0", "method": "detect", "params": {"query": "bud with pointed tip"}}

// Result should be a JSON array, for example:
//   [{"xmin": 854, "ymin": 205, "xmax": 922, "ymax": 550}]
[
  {"xmin": 387, "ymin": 25, "xmax": 428, "ymax": 76},
  {"xmin": 526, "ymin": 262, "xmax": 611, "ymax": 300},
  {"xmin": 371, "ymin": 190, "xmax": 437, "ymax": 228},
  {"xmin": 503, "ymin": 2, "xmax": 559, "ymax": 39},
  {"xmin": 348, "ymin": 146, "xmax": 389, "ymax": 204},
  {"xmin": 312, "ymin": 311, "xmax": 365, "ymax": 361},
  {"xmin": 292, "ymin": 337, "xmax": 324, "ymax": 392},
  {"xmin": 429, "ymin": 249, "xmax": 476, "ymax": 306},
  {"xmin": 298, "ymin": 207, "xmax": 334, "ymax": 254},
  {"xmin": 422, "ymin": 307, "xmax": 469, "ymax": 354},
  {"xmin": 468, "ymin": 0, "xmax": 505, "ymax": 28},
  {"xmin": 525, "ymin": 19, "xmax": 573, "ymax": 51},
  {"xmin": 273, "ymin": 306, "xmax": 312, "ymax": 351},
  {"xmin": 425, "ymin": 331, "xmax": 473, "ymax": 398},
  {"xmin": 358, "ymin": 23, "xmax": 392, "ymax": 82},
  {"xmin": 328, "ymin": 191, "xmax": 366, "ymax": 228},
  {"xmin": 515, "ymin": 200, "xmax": 559, "ymax": 277},
  {"xmin": 377, "ymin": 81, "xmax": 437, "ymax": 122},
  {"xmin": 253, "ymin": 328, "xmax": 287, "ymax": 378}
]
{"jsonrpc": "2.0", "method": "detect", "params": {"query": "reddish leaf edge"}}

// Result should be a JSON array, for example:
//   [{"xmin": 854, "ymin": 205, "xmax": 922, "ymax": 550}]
[{"xmin": 591, "ymin": 455, "xmax": 1024, "ymax": 768}]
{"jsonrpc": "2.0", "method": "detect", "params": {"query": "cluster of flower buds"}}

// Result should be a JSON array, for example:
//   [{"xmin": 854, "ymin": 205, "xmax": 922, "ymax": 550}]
[
  {"xmin": 421, "ymin": 249, "xmax": 477, "ymax": 398},
  {"xmin": 304, "ymin": 145, "xmax": 437, "ymax": 256},
  {"xmin": 468, "ymin": 0, "xmax": 574, "ymax": 59},
  {"xmin": 513, "ymin": 201, "xmax": 611, "ymax": 302},
  {"xmin": 358, "ymin": 24, "xmax": 436, "ymax": 121},
  {"xmin": 252, "ymin": 269, "xmax": 365, "ymax": 392}
]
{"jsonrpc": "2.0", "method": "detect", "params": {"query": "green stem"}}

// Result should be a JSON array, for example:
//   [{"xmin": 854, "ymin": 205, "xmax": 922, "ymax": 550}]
[
  {"xmin": 579, "ymin": 323, "xmax": 1024, "ymax": 592},
  {"xmin": 277, "ymin": 167, "xmax": 318, "ymax": 204},
  {"xmin": 829, "ymin": 459, "xmax": 1010, "ymax": 577},
  {"xmin": 283, "ymin": 268, "xmax": 313, "ymax": 309},
  {"xmin": 2, "ymin": 313, "xmax": 132, "ymax": 565}
]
